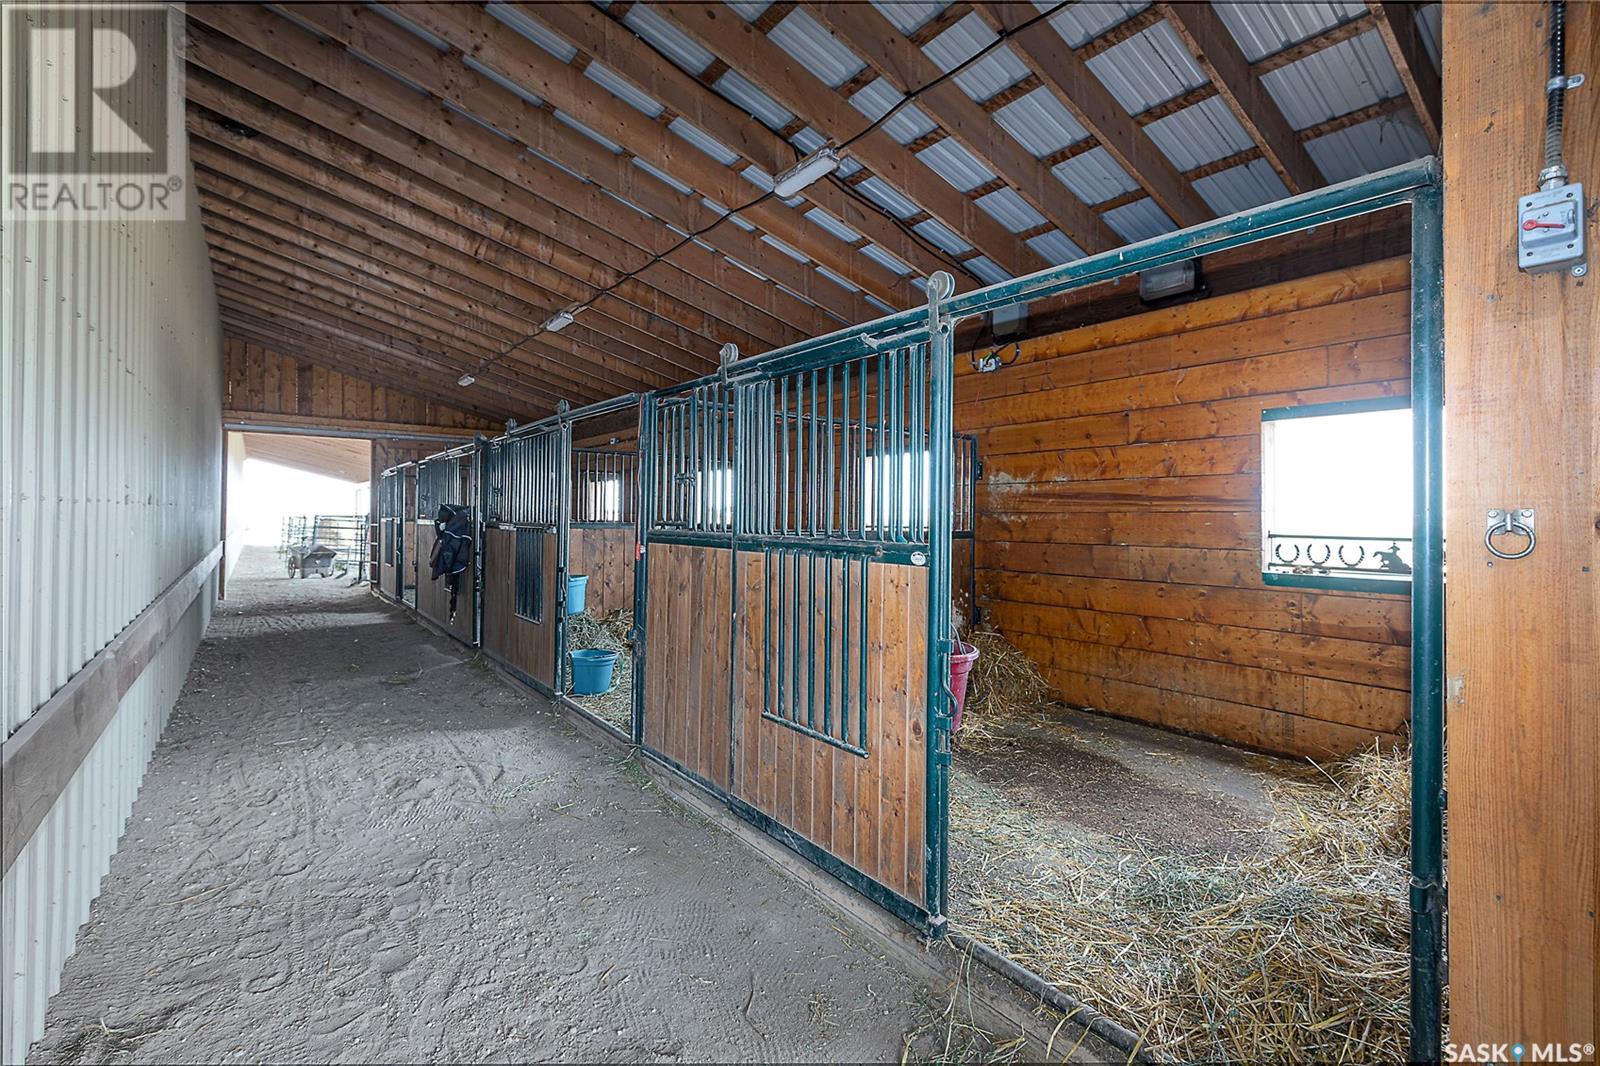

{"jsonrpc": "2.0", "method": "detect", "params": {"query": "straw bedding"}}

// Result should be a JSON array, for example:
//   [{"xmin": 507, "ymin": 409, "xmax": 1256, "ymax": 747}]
[
  {"xmin": 950, "ymin": 627, "xmax": 1415, "ymax": 1062},
  {"xmin": 564, "ymin": 609, "xmax": 634, "ymax": 732}
]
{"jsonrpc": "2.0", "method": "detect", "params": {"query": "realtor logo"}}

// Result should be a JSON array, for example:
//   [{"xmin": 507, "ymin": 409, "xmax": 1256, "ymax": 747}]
[{"xmin": 3, "ymin": 3, "xmax": 186, "ymax": 220}]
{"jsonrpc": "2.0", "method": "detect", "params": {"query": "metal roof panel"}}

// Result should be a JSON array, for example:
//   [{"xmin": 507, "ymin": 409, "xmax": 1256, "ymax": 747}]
[
  {"xmin": 1417, "ymin": 4, "xmax": 1442, "ymax": 71},
  {"xmin": 993, "ymin": 87, "xmax": 1089, "ymax": 154},
  {"xmin": 849, "ymin": 78, "xmax": 941, "ymax": 143},
  {"xmin": 975, "ymin": 186, "xmax": 1047, "ymax": 231},
  {"xmin": 585, "ymin": 61, "xmax": 667, "ymax": 119},
  {"xmin": 855, "ymin": 175, "xmax": 922, "ymax": 218},
  {"xmin": 914, "ymin": 216, "xmax": 974, "ymax": 256},
  {"xmin": 488, "ymin": 3, "xmax": 578, "ymax": 62},
  {"xmin": 1025, "ymin": 229, "xmax": 1084, "ymax": 266},
  {"xmin": 1102, "ymin": 197, "xmax": 1177, "ymax": 243},
  {"xmin": 1086, "ymin": 21, "xmax": 1207, "ymax": 113},
  {"xmin": 965, "ymin": 255, "xmax": 1011, "ymax": 284},
  {"xmin": 871, "ymin": 0, "xmax": 947, "ymax": 35},
  {"xmin": 1262, "ymin": 32, "xmax": 1403, "ymax": 129},
  {"xmin": 915, "ymin": 137, "xmax": 998, "ymax": 193},
  {"xmin": 1209, "ymin": 2, "xmax": 1365, "ymax": 63},
  {"xmin": 712, "ymin": 68, "xmax": 794, "ymax": 129},
  {"xmin": 1305, "ymin": 112, "xmax": 1430, "ymax": 183},
  {"xmin": 1040, "ymin": 0, "xmax": 1151, "ymax": 50},
  {"xmin": 621, "ymin": 5, "xmax": 715, "ymax": 73},
  {"xmin": 668, "ymin": 116, "xmax": 743, "ymax": 166},
  {"xmin": 1193, "ymin": 157, "xmax": 1291, "ymax": 214},
  {"xmin": 1142, "ymin": 95, "xmax": 1256, "ymax": 170},
  {"xmin": 861, "ymin": 242, "xmax": 915, "ymax": 275},
  {"xmin": 804, "ymin": 207, "xmax": 863, "ymax": 245},
  {"xmin": 1052, "ymin": 145, "xmax": 1141, "ymax": 203},
  {"xmin": 764, "ymin": 7, "xmax": 867, "ymax": 89},
  {"xmin": 631, "ymin": 157, "xmax": 693, "ymax": 195},
  {"xmin": 367, "ymin": 4, "xmax": 448, "ymax": 52},
  {"xmin": 922, "ymin": 13, "xmax": 1033, "ymax": 101}
]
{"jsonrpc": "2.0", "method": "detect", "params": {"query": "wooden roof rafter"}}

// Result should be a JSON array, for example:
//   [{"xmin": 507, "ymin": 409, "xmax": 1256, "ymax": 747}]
[
  {"xmin": 651, "ymin": 2, "xmax": 1052, "ymax": 277},
  {"xmin": 969, "ymin": 1, "xmax": 1214, "ymax": 227},
  {"xmin": 184, "ymin": 9, "xmax": 828, "ymax": 344},
  {"xmin": 804, "ymin": 1, "xmax": 1122, "ymax": 254},
  {"xmin": 201, "ymin": 212, "xmax": 663, "ymax": 400},
  {"xmin": 215, "ymin": 288, "xmax": 563, "ymax": 413},
  {"xmin": 191, "ymin": 167, "xmax": 688, "ymax": 388},
  {"xmin": 521, "ymin": 1, "xmax": 980, "ymax": 288},
  {"xmin": 185, "ymin": 128, "xmax": 723, "ymax": 377},
  {"xmin": 219, "ymin": 311, "xmax": 523, "ymax": 424},
  {"xmin": 1156, "ymin": 0, "xmax": 1325, "ymax": 194},
  {"xmin": 1366, "ymin": 2, "xmax": 1442, "ymax": 148},
  {"xmin": 195, "ymin": 188, "xmax": 670, "ymax": 391},
  {"xmin": 382, "ymin": 1, "xmax": 928, "ymax": 312},
  {"xmin": 211, "ymin": 272, "xmax": 584, "ymax": 410}
]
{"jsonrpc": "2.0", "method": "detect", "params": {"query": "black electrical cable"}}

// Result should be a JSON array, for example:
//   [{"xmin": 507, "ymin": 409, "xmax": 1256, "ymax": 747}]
[
  {"xmin": 465, "ymin": 0, "xmax": 1074, "ymax": 385},
  {"xmin": 1542, "ymin": 0, "xmax": 1568, "ymax": 185},
  {"xmin": 834, "ymin": 0, "xmax": 1070, "ymax": 154}
]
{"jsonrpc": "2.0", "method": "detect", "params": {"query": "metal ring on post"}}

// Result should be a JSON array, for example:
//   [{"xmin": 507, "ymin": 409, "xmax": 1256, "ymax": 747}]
[{"xmin": 1484, "ymin": 509, "xmax": 1537, "ymax": 560}]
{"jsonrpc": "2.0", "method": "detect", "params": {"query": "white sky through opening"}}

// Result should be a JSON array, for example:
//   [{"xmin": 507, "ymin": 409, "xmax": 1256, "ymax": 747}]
[
  {"xmin": 1263, "ymin": 407, "xmax": 1412, "ymax": 541},
  {"xmin": 238, "ymin": 458, "xmax": 369, "ymax": 545}
]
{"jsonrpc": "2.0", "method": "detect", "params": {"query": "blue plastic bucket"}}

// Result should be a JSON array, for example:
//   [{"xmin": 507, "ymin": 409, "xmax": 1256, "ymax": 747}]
[
  {"xmin": 566, "ymin": 574, "xmax": 589, "ymax": 615},
  {"xmin": 569, "ymin": 648, "xmax": 620, "ymax": 695}
]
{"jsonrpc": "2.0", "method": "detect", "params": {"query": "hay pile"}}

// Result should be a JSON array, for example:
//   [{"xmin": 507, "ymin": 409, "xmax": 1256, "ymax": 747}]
[
  {"xmin": 565, "ymin": 608, "xmax": 633, "ymax": 732},
  {"xmin": 953, "ymin": 742, "xmax": 1414, "ymax": 1062},
  {"xmin": 955, "ymin": 626, "xmax": 1052, "ymax": 747}
]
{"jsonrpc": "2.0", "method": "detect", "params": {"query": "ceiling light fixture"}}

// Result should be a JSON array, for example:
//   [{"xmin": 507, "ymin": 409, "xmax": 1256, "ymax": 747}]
[
  {"xmin": 457, "ymin": 373, "xmax": 476, "ymax": 387},
  {"xmin": 543, "ymin": 307, "xmax": 577, "ymax": 332},
  {"xmin": 773, "ymin": 146, "xmax": 841, "ymax": 199}
]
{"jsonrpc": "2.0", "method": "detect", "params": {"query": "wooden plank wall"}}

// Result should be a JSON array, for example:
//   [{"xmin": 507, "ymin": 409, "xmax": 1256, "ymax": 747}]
[
  {"xmin": 224, "ymin": 338, "xmax": 498, "ymax": 431},
  {"xmin": 1442, "ymin": 0, "xmax": 1598, "ymax": 1044},
  {"xmin": 733, "ymin": 555, "xmax": 928, "ymax": 905},
  {"xmin": 415, "ymin": 522, "xmax": 475, "ymax": 645},
  {"xmin": 642, "ymin": 544, "xmax": 733, "ymax": 788},
  {"xmin": 956, "ymin": 257, "xmax": 1415, "ymax": 758},
  {"xmin": 568, "ymin": 527, "xmax": 635, "ymax": 616},
  {"xmin": 481, "ymin": 528, "xmax": 557, "ymax": 687}
]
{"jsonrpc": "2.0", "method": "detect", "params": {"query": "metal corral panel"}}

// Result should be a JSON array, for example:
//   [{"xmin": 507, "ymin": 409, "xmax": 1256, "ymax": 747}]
[{"xmin": 0, "ymin": 16, "xmax": 222, "ymax": 1053}]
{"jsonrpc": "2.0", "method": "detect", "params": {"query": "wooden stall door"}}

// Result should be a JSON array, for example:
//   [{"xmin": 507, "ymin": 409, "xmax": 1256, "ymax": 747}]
[
  {"xmin": 416, "ymin": 520, "xmax": 475, "ymax": 644},
  {"xmin": 640, "ymin": 543, "xmax": 732, "ymax": 789},
  {"xmin": 732, "ymin": 551, "xmax": 930, "ymax": 913},
  {"xmin": 481, "ymin": 527, "xmax": 558, "ymax": 689}
]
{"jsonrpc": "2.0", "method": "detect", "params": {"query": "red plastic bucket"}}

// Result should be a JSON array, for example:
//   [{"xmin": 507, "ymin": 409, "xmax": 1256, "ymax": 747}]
[{"xmin": 949, "ymin": 641, "xmax": 980, "ymax": 732}]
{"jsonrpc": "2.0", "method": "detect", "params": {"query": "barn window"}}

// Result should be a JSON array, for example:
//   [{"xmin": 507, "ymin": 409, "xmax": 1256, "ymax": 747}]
[
  {"xmin": 582, "ymin": 477, "xmax": 622, "ymax": 524},
  {"xmin": 1260, "ymin": 397, "xmax": 1413, "ymax": 592},
  {"xmin": 514, "ymin": 527, "xmax": 543, "ymax": 622}
]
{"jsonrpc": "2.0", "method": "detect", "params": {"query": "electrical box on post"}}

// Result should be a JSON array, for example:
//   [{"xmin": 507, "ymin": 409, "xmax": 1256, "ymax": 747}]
[{"xmin": 1516, "ymin": 183, "xmax": 1587, "ymax": 276}]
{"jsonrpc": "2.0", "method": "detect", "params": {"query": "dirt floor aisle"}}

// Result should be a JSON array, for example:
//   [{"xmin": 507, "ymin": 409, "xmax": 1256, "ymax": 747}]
[{"xmin": 30, "ymin": 549, "xmax": 941, "ymax": 1064}]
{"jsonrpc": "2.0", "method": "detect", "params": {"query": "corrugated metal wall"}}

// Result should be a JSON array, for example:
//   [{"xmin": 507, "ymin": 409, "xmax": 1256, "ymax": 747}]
[{"xmin": 0, "ymin": 17, "xmax": 223, "ymax": 1053}]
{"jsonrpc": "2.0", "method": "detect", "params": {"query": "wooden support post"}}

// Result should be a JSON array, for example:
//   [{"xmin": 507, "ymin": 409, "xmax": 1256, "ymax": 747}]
[{"xmin": 1442, "ymin": 0, "xmax": 1597, "ymax": 1047}]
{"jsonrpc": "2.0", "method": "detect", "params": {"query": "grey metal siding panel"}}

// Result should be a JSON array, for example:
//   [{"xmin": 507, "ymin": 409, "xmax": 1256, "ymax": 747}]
[{"xmin": 1, "ymin": 20, "xmax": 222, "ymax": 1053}]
